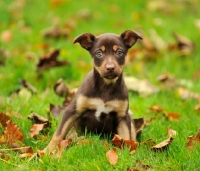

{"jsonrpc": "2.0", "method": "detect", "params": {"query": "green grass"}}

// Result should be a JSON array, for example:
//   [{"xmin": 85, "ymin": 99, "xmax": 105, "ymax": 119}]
[{"xmin": 1, "ymin": 0, "xmax": 200, "ymax": 170}]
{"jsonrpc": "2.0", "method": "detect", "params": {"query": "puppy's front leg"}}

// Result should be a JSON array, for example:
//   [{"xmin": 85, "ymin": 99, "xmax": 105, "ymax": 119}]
[{"xmin": 43, "ymin": 101, "xmax": 77, "ymax": 153}]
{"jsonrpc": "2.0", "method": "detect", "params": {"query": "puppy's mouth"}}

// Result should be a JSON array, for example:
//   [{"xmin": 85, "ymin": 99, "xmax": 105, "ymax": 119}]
[{"xmin": 104, "ymin": 74, "xmax": 118, "ymax": 79}]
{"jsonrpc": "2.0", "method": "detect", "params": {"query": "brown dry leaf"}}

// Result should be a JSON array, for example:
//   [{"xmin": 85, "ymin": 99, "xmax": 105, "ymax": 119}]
[
  {"xmin": 111, "ymin": 134, "xmax": 124, "ymax": 149},
  {"xmin": 3, "ymin": 120, "xmax": 24, "ymax": 145},
  {"xmin": 167, "ymin": 127, "xmax": 178, "ymax": 138},
  {"xmin": 19, "ymin": 153, "xmax": 33, "ymax": 158},
  {"xmin": 157, "ymin": 72, "xmax": 177, "ymax": 89},
  {"xmin": 1, "ymin": 30, "xmax": 13, "ymax": 43},
  {"xmin": 0, "ymin": 152, "xmax": 10, "ymax": 161},
  {"xmin": 127, "ymin": 168, "xmax": 139, "ymax": 171},
  {"xmin": 54, "ymin": 139, "xmax": 72, "ymax": 158},
  {"xmin": 186, "ymin": 128, "xmax": 200, "ymax": 149},
  {"xmin": 124, "ymin": 140, "xmax": 138, "ymax": 154},
  {"xmin": 149, "ymin": 105, "xmax": 164, "ymax": 113},
  {"xmin": 124, "ymin": 76, "xmax": 159, "ymax": 97},
  {"xmin": 151, "ymin": 137, "xmax": 173, "ymax": 152},
  {"xmin": 29, "ymin": 123, "xmax": 47, "ymax": 138},
  {"xmin": 106, "ymin": 148, "xmax": 118, "ymax": 165},
  {"xmin": 19, "ymin": 79, "xmax": 37, "ymax": 94},
  {"xmin": 41, "ymin": 26, "xmax": 68, "ymax": 39},
  {"xmin": 11, "ymin": 143, "xmax": 33, "ymax": 154},
  {"xmin": 54, "ymin": 78, "xmax": 69, "ymax": 97},
  {"xmin": 28, "ymin": 112, "xmax": 49, "ymax": 125},
  {"xmin": 167, "ymin": 112, "xmax": 180, "ymax": 121},
  {"xmin": 112, "ymin": 134, "xmax": 139, "ymax": 153},
  {"xmin": 177, "ymin": 87, "xmax": 200, "ymax": 101},
  {"xmin": 135, "ymin": 159, "xmax": 152, "ymax": 170},
  {"xmin": 57, "ymin": 139, "xmax": 72, "ymax": 150},
  {"xmin": 0, "ymin": 112, "xmax": 11, "ymax": 127},
  {"xmin": 172, "ymin": 32, "xmax": 195, "ymax": 56},
  {"xmin": 37, "ymin": 49, "xmax": 69, "ymax": 71}
]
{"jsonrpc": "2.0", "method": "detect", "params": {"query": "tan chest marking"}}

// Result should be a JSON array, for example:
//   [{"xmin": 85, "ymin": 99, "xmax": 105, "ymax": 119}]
[{"xmin": 76, "ymin": 95, "xmax": 128, "ymax": 119}]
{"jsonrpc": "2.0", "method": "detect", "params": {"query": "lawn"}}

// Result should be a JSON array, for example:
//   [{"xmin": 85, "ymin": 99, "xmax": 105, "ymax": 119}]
[{"xmin": 0, "ymin": 0, "xmax": 200, "ymax": 170}]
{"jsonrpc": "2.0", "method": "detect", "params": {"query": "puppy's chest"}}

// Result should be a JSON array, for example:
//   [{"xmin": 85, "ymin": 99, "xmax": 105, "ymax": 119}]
[{"xmin": 76, "ymin": 95, "xmax": 128, "ymax": 119}]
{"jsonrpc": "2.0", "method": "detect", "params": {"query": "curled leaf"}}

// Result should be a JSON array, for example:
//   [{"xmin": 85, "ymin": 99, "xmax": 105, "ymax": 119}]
[
  {"xmin": 186, "ymin": 128, "xmax": 200, "ymax": 149},
  {"xmin": 151, "ymin": 137, "xmax": 173, "ymax": 152},
  {"xmin": 167, "ymin": 127, "xmax": 178, "ymax": 137}
]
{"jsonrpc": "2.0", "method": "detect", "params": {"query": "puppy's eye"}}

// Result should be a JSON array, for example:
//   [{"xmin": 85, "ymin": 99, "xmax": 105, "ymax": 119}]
[
  {"xmin": 116, "ymin": 49, "xmax": 124, "ymax": 57},
  {"xmin": 95, "ymin": 50, "xmax": 103, "ymax": 58}
]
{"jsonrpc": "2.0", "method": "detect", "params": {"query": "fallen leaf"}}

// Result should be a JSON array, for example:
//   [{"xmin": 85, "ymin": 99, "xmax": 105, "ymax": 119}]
[
  {"xmin": 28, "ymin": 112, "xmax": 49, "ymax": 125},
  {"xmin": 41, "ymin": 26, "xmax": 68, "ymax": 39},
  {"xmin": 167, "ymin": 112, "xmax": 180, "ymax": 121},
  {"xmin": 151, "ymin": 137, "xmax": 173, "ymax": 152},
  {"xmin": 111, "ymin": 134, "xmax": 139, "ymax": 153},
  {"xmin": 177, "ymin": 87, "xmax": 200, "ymax": 101},
  {"xmin": 37, "ymin": 49, "xmax": 69, "ymax": 71},
  {"xmin": 3, "ymin": 120, "xmax": 24, "ymax": 145},
  {"xmin": 11, "ymin": 143, "xmax": 33, "ymax": 154},
  {"xmin": 0, "ymin": 112, "xmax": 11, "ymax": 127},
  {"xmin": 0, "ymin": 49, "xmax": 7, "ymax": 66},
  {"xmin": 149, "ymin": 105, "xmax": 163, "ymax": 113},
  {"xmin": 29, "ymin": 123, "xmax": 47, "ymax": 138},
  {"xmin": 135, "ymin": 159, "xmax": 152, "ymax": 170},
  {"xmin": 19, "ymin": 153, "xmax": 33, "ymax": 158},
  {"xmin": 54, "ymin": 78, "xmax": 69, "ymax": 97},
  {"xmin": 157, "ymin": 72, "xmax": 177, "ymax": 89},
  {"xmin": 19, "ymin": 79, "xmax": 37, "ymax": 94},
  {"xmin": 54, "ymin": 139, "xmax": 72, "ymax": 158},
  {"xmin": 186, "ymin": 128, "xmax": 200, "ymax": 149},
  {"xmin": 127, "ymin": 168, "xmax": 139, "ymax": 171},
  {"xmin": 124, "ymin": 140, "xmax": 138, "ymax": 154},
  {"xmin": 0, "ymin": 30, "xmax": 13, "ymax": 43},
  {"xmin": 172, "ymin": 32, "xmax": 195, "ymax": 56},
  {"xmin": 124, "ymin": 76, "xmax": 159, "ymax": 97},
  {"xmin": 111, "ymin": 134, "xmax": 124, "ymax": 149},
  {"xmin": 0, "ymin": 152, "xmax": 10, "ymax": 161},
  {"xmin": 106, "ymin": 148, "xmax": 118, "ymax": 165},
  {"xmin": 57, "ymin": 139, "xmax": 72, "ymax": 150},
  {"xmin": 167, "ymin": 127, "xmax": 178, "ymax": 137}
]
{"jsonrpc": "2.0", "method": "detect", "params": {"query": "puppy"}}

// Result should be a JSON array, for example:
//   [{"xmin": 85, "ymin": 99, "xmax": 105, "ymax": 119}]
[{"xmin": 43, "ymin": 30, "xmax": 142, "ymax": 153}]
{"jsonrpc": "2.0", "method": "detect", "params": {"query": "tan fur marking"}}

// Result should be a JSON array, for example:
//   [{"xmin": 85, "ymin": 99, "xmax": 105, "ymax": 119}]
[
  {"xmin": 76, "ymin": 95, "xmax": 128, "ymax": 119},
  {"xmin": 113, "ymin": 45, "xmax": 118, "ymax": 51},
  {"xmin": 117, "ymin": 121, "xmax": 130, "ymax": 139},
  {"xmin": 103, "ymin": 77, "xmax": 118, "ymax": 84},
  {"xmin": 100, "ymin": 46, "xmax": 106, "ymax": 52}
]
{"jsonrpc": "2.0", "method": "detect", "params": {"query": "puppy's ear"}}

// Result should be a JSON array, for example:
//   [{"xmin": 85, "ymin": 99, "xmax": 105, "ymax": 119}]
[
  {"xmin": 74, "ymin": 33, "xmax": 95, "ymax": 50},
  {"xmin": 120, "ymin": 30, "xmax": 142, "ymax": 48}
]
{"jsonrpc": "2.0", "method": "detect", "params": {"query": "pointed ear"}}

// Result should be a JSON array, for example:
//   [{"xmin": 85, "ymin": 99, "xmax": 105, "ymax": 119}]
[
  {"xmin": 120, "ymin": 30, "xmax": 142, "ymax": 48},
  {"xmin": 73, "ymin": 33, "xmax": 95, "ymax": 50}
]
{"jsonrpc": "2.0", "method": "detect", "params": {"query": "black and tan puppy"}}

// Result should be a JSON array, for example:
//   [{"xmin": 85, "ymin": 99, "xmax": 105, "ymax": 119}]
[{"xmin": 43, "ymin": 30, "xmax": 142, "ymax": 153}]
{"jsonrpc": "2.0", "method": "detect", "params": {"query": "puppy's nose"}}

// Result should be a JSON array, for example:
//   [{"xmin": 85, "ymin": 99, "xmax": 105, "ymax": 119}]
[{"xmin": 106, "ymin": 64, "xmax": 115, "ymax": 71}]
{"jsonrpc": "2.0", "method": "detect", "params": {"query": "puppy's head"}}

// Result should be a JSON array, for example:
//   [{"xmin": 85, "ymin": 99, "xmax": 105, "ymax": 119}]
[{"xmin": 74, "ymin": 30, "xmax": 142, "ymax": 83}]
